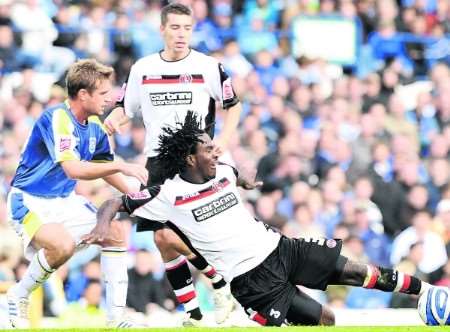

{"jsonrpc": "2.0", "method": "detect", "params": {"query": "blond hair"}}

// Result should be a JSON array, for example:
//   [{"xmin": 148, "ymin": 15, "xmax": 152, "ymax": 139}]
[{"xmin": 66, "ymin": 59, "xmax": 113, "ymax": 98}]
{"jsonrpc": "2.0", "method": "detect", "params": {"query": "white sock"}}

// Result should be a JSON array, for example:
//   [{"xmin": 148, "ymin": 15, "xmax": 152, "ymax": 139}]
[
  {"xmin": 13, "ymin": 249, "xmax": 55, "ymax": 298},
  {"xmin": 419, "ymin": 281, "xmax": 432, "ymax": 295},
  {"xmin": 101, "ymin": 247, "xmax": 128, "ymax": 322}
]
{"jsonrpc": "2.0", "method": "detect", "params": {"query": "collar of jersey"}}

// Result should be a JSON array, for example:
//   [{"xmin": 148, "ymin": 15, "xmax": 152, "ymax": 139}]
[
  {"xmin": 178, "ymin": 172, "xmax": 215, "ymax": 185},
  {"xmin": 63, "ymin": 99, "xmax": 89, "ymax": 129},
  {"xmin": 158, "ymin": 48, "xmax": 192, "ymax": 63}
]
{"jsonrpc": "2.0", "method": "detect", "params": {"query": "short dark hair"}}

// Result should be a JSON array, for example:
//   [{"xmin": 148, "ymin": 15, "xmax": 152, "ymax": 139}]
[
  {"xmin": 161, "ymin": 3, "xmax": 192, "ymax": 26},
  {"xmin": 155, "ymin": 111, "xmax": 205, "ymax": 180}
]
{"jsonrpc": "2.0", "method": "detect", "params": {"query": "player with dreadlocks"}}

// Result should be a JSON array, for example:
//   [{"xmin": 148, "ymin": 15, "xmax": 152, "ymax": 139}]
[
  {"xmin": 84, "ymin": 111, "xmax": 432, "ymax": 327},
  {"xmin": 154, "ymin": 112, "xmax": 207, "ymax": 181}
]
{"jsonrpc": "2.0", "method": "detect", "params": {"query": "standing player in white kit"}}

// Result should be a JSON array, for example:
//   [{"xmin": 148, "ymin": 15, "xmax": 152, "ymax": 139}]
[{"xmin": 104, "ymin": 3, "xmax": 242, "ymax": 325}]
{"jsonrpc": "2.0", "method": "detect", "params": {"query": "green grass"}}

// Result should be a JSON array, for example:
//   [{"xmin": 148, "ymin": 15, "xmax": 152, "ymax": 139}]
[{"xmin": 5, "ymin": 327, "xmax": 450, "ymax": 331}]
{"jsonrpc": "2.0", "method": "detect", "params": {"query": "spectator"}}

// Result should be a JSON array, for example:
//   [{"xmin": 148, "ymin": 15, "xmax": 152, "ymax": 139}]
[
  {"xmin": 0, "ymin": 0, "xmax": 449, "ymax": 325},
  {"xmin": 352, "ymin": 201, "xmax": 391, "ymax": 267},
  {"xmin": 127, "ymin": 250, "xmax": 169, "ymax": 314},
  {"xmin": 390, "ymin": 241, "xmax": 428, "ymax": 308},
  {"xmin": 391, "ymin": 211, "xmax": 447, "ymax": 273},
  {"xmin": 58, "ymin": 279, "xmax": 106, "ymax": 328}
]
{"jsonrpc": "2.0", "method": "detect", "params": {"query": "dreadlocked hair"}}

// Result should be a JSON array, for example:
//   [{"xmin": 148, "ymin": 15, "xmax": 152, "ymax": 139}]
[{"xmin": 155, "ymin": 111, "xmax": 205, "ymax": 180}]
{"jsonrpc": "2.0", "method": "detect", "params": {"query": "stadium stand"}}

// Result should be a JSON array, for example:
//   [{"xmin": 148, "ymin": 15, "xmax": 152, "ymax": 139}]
[{"xmin": 0, "ymin": 0, "xmax": 449, "ymax": 327}]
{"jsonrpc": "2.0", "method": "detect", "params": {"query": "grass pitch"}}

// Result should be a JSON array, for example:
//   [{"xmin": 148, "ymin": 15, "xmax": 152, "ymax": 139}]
[{"xmin": 5, "ymin": 327, "xmax": 450, "ymax": 331}]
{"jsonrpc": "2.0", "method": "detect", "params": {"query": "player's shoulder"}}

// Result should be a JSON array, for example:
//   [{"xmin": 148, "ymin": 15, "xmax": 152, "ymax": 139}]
[
  {"xmin": 87, "ymin": 115, "xmax": 107, "ymax": 134},
  {"xmin": 45, "ymin": 102, "xmax": 66, "ymax": 116},
  {"xmin": 160, "ymin": 175, "xmax": 178, "ymax": 190},
  {"xmin": 133, "ymin": 52, "xmax": 162, "ymax": 68},
  {"xmin": 42, "ymin": 102, "xmax": 71, "ymax": 125},
  {"xmin": 190, "ymin": 49, "xmax": 219, "ymax": 66},
  {"xmin": 217, "ymin": 162, "xmax": 238, "ymax": 177}
]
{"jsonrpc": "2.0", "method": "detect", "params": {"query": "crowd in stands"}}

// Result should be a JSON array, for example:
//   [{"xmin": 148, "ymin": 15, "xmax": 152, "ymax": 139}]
[{"xmin": 0, "ymin": 0, "xmax": 449, "ymax": 327}]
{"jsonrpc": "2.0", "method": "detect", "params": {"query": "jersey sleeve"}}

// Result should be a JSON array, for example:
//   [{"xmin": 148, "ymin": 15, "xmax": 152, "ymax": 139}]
[
  {"xmin": 123, "ymin": 64, "xmax": 141, "ymax": 118},
  {"xmin": 46, "ymin": 108, "xmax": 79, "ymax": 163},
  {"xmin": 209, "ymin": 61, "xmax": 239, "ymax": 110},
  {"xmin": 122, "ymin": 186, "xmax": 169, "ymax": 222}
]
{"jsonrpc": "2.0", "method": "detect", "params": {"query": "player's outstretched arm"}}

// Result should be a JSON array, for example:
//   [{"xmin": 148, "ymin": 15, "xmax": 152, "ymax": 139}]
[
  {"xmin": 104, "ymin": 107, "xmax": 130, "ymax": 135},
  {"xmin": 81, "ymin": 197, "xmax": 125, "ymax": 245},
  {"xmin": 61, "ymin": 160, "xmax": 148, "ymax": 185},
  {"xmin": 103, "ymin": 173, "xmax": 136, "ymax": 194}
]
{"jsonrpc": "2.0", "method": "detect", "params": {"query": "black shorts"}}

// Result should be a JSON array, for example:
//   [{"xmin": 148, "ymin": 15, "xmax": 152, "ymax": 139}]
[
  {"xmin": 230, "ymin": 236, "xmax": 343, "ymax": 326},
  {"xmin": 135, "ymin": 157, "xmax": 168, "ymax": 232}
]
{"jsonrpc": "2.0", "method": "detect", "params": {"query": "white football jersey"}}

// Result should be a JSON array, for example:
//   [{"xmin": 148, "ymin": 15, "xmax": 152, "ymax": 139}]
[
  {"xmin": 123, "ymin": 163, "xmax": 281, "ymax": 282},
  {"xmin": 120, "ymin": 49, "xmax": 239, "ymax": 157}
]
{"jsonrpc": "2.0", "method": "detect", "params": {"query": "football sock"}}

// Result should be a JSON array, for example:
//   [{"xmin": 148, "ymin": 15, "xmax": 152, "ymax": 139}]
[
  {"xmin": 188, "ymin": 255, "xmax": 227, "ymax": 290},
  {"xmin": 101, "ymin": 247, "xmax": 128, "ymax": 322},
  {"xmin": 165, "ymin": 255, "xmax": 202, "ymax": 320},
  {"xmin": 13, "ymin": 249, "xmax": 55, "ymax": 298},
  {"xmin": 363, "ymin": 265, "xmax": 427, "ymax": 295}
]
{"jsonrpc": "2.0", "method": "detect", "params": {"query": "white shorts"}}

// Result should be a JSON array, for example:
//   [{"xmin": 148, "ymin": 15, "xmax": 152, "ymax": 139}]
[{"xmin": 6, "ymin": 188, "xmax": 97, "ymax": 260}]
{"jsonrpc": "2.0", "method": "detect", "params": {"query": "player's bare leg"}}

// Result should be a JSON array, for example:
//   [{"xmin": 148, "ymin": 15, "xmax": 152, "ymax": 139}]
[
  {"xmin": 330, "ymin": 257, "xmax": 431, "ymax": 296},
  {"xmin": 7, "ymin": 224, "xmax": 75, "ymax": 328}
]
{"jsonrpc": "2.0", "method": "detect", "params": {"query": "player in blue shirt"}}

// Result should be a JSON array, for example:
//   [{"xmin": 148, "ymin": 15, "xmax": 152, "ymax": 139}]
[{"xmin": 6, "ymin": 59, "xmax": 147, "ymax": 328}]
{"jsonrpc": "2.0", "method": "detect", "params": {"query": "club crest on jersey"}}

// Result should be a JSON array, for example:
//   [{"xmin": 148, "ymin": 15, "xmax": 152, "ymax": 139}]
[
  {"xmin": 89, "ymin": 137, "xmax": 96, "ymax": 153},
  {"xmin": 179, "ymin": 73, "xmax": 193, "ymax": 84}
]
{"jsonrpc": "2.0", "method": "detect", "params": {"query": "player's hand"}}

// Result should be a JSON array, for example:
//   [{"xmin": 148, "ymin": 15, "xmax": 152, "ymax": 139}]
[
  {"xmin": 238, "ymin": 167, "xmax": 262, "ymax": 190},
  {"xmin": 104, "ymin": 115, "xmax": 123, "ymax": 136},
  {"xmin": 80, "ymin": 224, "xmax": 122, "ymax": 245},
  {"xmin": 213, "ymin": 138, "xmax": 226, "ymax": 156},
  {"xmin": 240, "ymin": 179, "xmax": 263, "ymax": 190},
  {"xmin": 121, "ymin": 162, "xmax": 148, "ymax": 186}
]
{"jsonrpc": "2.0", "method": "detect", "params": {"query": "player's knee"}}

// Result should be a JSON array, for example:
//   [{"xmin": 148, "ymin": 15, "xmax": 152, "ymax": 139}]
[
  {"xmin": 103, "ymin": 220, "xmax": 126, "ymax": 246},
  {"xmin": 155, "ymin": 228, "xmax": 179, "ymax": 250},
  {"xmin": 154, "ymin": 229, "xmax": 172, "ymax": 251},
  {"xmin": 51, "ymin": 238, "xmax": 76, "ymax": 263},
  {"xmin": 319, "ymin": 306, "xmax": 335, "ymax": 326}
]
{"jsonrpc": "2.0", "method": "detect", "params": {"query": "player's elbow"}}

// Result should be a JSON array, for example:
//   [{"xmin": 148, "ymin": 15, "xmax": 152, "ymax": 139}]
[{"xmin": 60, "ymin": 161, "xmax": 84, "ymax": 180}]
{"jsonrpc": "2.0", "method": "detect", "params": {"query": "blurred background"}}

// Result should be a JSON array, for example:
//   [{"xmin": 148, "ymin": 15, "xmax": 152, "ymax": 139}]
[{"xmin": 0, "ymin": 0, "xmax": 449, "ymax": 327}]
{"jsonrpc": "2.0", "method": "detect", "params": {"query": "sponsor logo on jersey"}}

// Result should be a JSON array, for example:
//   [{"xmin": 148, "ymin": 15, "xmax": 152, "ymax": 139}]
[
  {"xmin": 175, "ymin": 178, "xmax": 230, "ymax": 205},
  {"xmin": 88, "ymin": 137, "xmax": 96, "ymax": 153},
  {"xmin": 191, "ymin": 192, "xmax": 238, "ymax": 222},
  {"xmin": 59, "ymin": 137, "xmax": 71, "ymax": 152},
  {"xmin": 149, "ymin": 91, "xmax": 192, "ymax": 106},
  {"xmin": 222, "ymin": 77, "xmax": 234, "ymax": 100},
  {"xmin": 128, "ymin": 190, "xmax": 151, "ymax": 200}
]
